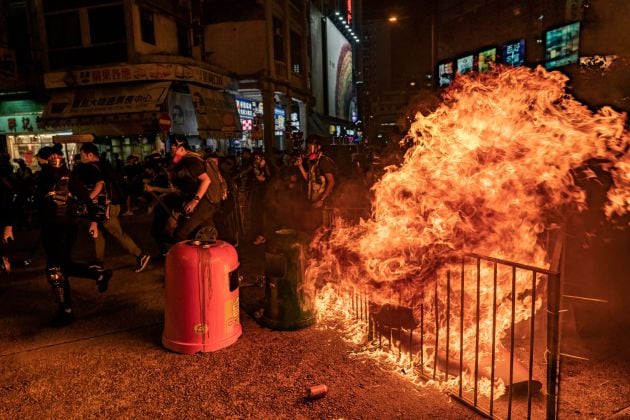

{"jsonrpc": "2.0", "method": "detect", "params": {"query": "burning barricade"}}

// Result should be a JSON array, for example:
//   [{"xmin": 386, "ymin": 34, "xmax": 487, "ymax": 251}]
[{"xmin": 305, "ymin": 66, "xmax": 629, "ymax": 417}]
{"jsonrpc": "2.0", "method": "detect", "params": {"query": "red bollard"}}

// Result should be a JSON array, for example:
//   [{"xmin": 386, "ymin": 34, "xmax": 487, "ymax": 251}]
[{"xmin": 162, "ymin": 240, "xmax": 242, "ymax": 354}]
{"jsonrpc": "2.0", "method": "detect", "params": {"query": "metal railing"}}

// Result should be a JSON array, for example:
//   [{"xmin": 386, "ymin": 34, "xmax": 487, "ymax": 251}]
[{"xmin": 346, "ymin": 253, "xmax": 562, "ymax": 419}]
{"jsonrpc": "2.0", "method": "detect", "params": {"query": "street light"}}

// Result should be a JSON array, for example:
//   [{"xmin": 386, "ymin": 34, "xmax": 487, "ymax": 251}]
[{"xmin": 388, "ymin": 16, "xmax": 399, "ymax": 23}]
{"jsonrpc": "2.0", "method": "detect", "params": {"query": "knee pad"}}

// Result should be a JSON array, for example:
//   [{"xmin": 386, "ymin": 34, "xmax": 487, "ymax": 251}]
[{"xmin": 46, "ymin": 267, "xmax": 65, "ymax": 304}]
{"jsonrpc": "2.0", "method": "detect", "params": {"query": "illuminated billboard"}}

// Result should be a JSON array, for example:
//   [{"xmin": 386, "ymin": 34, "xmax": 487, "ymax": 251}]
[
  {"xmin": 478, "ymin": 48, "xmax": 497, "ymax": 72},
  {"xmin": 438, "ymin": 61, "xmax": 454, "ymax": 87},
  {"xmin": 457, "ymin": 55, "xmax": 474, "ymax": 74},
  {"xmin": 545, "ymin": 22, "xmax": 580, "ymax": 69},
  {"xmin": 326, "ymin": 18, "xmax": 353, "ymax": 120},
  {"xmin": 502, "ymin": 39, "xmax": 526, "ymax": 66}
]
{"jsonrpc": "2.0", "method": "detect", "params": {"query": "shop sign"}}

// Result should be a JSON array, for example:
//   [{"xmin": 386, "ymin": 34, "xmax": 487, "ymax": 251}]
[
  {"xmin": 274, "ymin": 106, "xmax": 286, "ymax": 134},
  {"xmin": 44, "ymin": 82, "xmax": 170, "ymax": 118},
  {"xmin": 44, "ymin": 63, "xmax": 235, "ymax": 90},
  {"xmin": 189, "ymin": 86, "xmax": 242, "ymax": 138},
  {"xmin": 0, "ymin": 115, "xmax": 40, "ymax": 133},
  {"xmin": 236, "ymin": 97, "xmax": 254, "ymax": 119}
]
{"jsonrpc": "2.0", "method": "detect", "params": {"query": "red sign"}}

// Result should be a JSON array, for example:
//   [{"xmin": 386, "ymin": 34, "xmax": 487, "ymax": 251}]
[{"xmin": 159, "ymin": 112, "xmax": 172, "ymax": 131}]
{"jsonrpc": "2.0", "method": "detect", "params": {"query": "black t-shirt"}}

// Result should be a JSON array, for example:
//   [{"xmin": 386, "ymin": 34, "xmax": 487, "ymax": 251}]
[
  {"xmin": 317, "ymin": 155, "xmax": 336, "ymax": 177},
  {"xmin": 172, "ymin": 154, "xmax": 206, "ymax": 198},
  {"xmin": 74, "ymin": 162, "xmax": 104, "ymax": 190}
]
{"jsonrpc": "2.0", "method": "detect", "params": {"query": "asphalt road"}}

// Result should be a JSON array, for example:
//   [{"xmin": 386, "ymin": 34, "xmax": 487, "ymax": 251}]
[{"xmin": 0, "ymin": 214, "xmax": 477, "ymax": 418}]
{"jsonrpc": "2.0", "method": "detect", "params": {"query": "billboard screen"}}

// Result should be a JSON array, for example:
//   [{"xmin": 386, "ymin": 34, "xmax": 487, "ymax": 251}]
[
  {"xmin": 325, "ymin": 18, "xmax": 353, "ymax": 120},
  {"xmin": 457, "ymin": 55, "xmax": 474, "ymax": 74},
  {"xmin": 438, "ymin": 61, "xmax": 454, "ymax": 87},
  {"xmin": 545, "ymin": 22, "xmax": 580, "ymax": 69},
  {"xmin": 478, "ymin": 48, "xmax": 497, "ymax": 72},
  {"xmin": 502, "ymin": 39, "xmax": 526, "ymax": 66}
]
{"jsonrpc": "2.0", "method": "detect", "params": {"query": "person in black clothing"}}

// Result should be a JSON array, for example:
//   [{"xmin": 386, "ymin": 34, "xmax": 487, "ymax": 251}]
[
  {"xmin": 250, "ymin": 150, "xmax": 271, "ymax": 245},
  {"xmin": 78, "ymin": 143, "xmax": 150, "ymax": 272},
  {"xmin": 36, "ymin": 144, "xmax": 112, "ymax": 327},
  {"xmin": 1, "ymin": 155, "xmax": 16, "ymax": 274},
  {"xmin": 151, "ymin": 137, "xmax": 215, "ymax": 253},
  {"xmin": 123, "ymin": 154, "xmax": 143, "ymax": 216},
  {"xmin": 295, "ymin": 135, "xmax": 337, "ymax": 230}
]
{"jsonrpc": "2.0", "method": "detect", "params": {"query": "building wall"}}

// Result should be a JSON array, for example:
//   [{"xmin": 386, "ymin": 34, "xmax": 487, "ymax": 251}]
[
  {"xmin": 131, "ymin": 4, "xmax": 180, "ymax": 56},
  {"xmin": 204, "ymin": 21, "xmax": 266, "ymax": 75}
]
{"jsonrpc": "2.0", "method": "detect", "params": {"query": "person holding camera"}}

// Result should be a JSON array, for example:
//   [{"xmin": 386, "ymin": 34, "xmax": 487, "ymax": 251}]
[{"xmin": 295, "ymin": 135, "xmax": 336, "ymax": 229}]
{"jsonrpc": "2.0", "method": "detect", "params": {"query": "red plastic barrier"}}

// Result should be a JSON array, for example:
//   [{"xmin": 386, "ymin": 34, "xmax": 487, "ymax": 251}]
[{"xmin": 163, "ymin": 240, "xmax": 242, "ymax": 354}]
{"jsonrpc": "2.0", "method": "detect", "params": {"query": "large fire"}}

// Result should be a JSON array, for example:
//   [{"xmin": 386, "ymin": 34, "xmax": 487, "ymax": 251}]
[{"xmin": 308, "ymin": 66, "xmax": 629, "ymax": 398}]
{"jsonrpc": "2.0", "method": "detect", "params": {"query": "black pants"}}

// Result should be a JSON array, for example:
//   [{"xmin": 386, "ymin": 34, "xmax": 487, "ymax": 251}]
[
  {"xmin": 41, "ymin": 215, "xmax": 102, "ymax": 309},
  {"xmin": 151, "ymin": 193, "xmax": 218, "ymax": 252},
  {"xmin": 174, "ymin": 197, "xmax": 218, "ymax": 242}
]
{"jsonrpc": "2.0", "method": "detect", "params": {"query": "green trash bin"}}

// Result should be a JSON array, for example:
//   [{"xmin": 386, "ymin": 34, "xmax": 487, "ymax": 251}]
[{"xmin": 262, "ymin": 229, "xmax": 316, "ymax": 330}]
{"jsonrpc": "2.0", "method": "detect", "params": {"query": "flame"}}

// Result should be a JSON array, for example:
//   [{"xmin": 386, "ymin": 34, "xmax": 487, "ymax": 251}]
[{"xmin": 309, "ymin": 66, "xmax": 629, "ymax": 398}]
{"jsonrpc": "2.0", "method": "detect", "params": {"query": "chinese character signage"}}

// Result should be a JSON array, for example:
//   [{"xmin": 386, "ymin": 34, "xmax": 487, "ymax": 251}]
[
  {"xmin": 44, "ymin": 82, "xmax": 171, "ymax": 118},
  {"xmin": 0, "ymin": 115, "xmax": 42, "ymax": 133},
  {"xmin": 45, "ymin": 63, "xmax": 235, "ymax": 90}
]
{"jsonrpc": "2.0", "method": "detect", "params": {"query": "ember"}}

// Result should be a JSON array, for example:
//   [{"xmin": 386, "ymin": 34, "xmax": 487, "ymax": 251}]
[{"xmin": 309, "ymin": 66, "xmax": 629, "ymax": 400}]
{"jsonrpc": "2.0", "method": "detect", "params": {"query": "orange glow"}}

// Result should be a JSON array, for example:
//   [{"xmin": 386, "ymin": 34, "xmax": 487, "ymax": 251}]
[
  {"xmin": 388, "ymin": 16, "xmax": 399, "ymax": 23},
  {"xmin": 309, "ymin": 66, "xmax": 629, "ymax": 397}
]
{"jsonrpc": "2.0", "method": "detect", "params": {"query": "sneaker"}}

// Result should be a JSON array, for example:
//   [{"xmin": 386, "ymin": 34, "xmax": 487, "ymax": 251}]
[
  {"xmin": 89, "ymin": 261, "xmax": 105, "ymax": 270},
  {"xmin": 52, "ymin": 309, "xmax": 75, "ymax": 328},
  {"xmin": 134, "ymin": 253, "xmax": 151, "ymax": 273},
  {"xmin": 122, "ymin": 210, "xmax": 134, "ymax": 216},
  {"xmin": 253, "ymin": 235, "xmax": 266, "ymax": 245},
  {"xmin": 96, "ymin": 269, "xmax": 113, "ymax": 293}
]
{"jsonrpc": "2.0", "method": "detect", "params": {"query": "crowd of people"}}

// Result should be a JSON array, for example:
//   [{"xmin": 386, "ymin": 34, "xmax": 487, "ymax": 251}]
[{"xmin": 0, "ymin": 134, "xmax": 374, "ymax": 327}]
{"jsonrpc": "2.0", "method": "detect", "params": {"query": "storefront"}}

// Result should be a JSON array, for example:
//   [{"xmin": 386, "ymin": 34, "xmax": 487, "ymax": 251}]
[
  {"xmin": 0, "ymin": 99, "xmax": 73, "ymax": 172},
  {"xmin": 37, "ymin": 79, "xmax": 242, "ymax": 162},
  {"xmin": 234, "ymin": 93, "xmax": 306, "ymax": 153},
  {"xmin": 38, "ymin": 81, "xmax": 170, "ymax": 165}
]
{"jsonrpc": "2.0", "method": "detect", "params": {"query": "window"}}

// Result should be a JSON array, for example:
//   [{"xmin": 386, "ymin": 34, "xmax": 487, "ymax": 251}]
[
  {"xmin": 46, "ymin": 11, "xmax": 82, "ymax": 49},
  {"xmin": 273, "ymin": 17, "xmax": 284, "ymax": 62},
  {"xmin": 89, "ymin": 5, "xmax": 125, "ymax": 44},
  {"xmin": 140, "ymin": 8, "xmax": 156, "ymax": 45},
  {"xmin": 290, "ymin": 30, "xmax": 302, "ymax": 74}
]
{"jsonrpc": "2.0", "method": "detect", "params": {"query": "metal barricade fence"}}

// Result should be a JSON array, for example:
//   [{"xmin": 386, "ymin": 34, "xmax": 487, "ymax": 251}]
[{"xmin": 323, "ymin": 207, "xmax": 564, "ymax": 419}]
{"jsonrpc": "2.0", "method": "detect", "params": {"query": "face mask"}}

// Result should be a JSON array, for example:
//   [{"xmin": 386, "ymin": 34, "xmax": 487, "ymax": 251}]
[{"xmin": 48, "ymin": 157, "xmax": 65, "ymax": 168}]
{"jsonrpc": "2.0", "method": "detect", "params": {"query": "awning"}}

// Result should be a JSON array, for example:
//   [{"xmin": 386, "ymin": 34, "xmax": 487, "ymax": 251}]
[
  {"xmin": 189, "ymin": 85, "xmax": 242, "ymax": 139},
  {"xmin": 39, "ymin": 82, "xmax": 171, "ymax": 135}
]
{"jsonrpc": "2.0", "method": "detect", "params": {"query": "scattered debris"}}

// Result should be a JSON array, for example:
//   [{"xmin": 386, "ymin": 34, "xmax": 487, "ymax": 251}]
[{"xmin": 306, "ymin": 384, "xmax": 328, "ymax": 400}]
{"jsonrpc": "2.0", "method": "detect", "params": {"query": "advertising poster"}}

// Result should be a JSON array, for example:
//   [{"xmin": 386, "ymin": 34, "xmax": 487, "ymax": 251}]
[
  {"xmin": 502, "ymin": 39, "xmax": 526, "ymax": 66},
  {"xmin": 325, "ymin": 18, "xmax": 353, "ymax": 120},
  {"xmin": 478, "ymin": 48, "xmax": 497, "ymax": 72},
  {"xmin": 545, "ymin": 22, "xmax": 580, "ymax": 69},
  {"xmin": 457, "ymin": 55, "xmax": 474, "ymax": 74},
  {"xmin": 438, "ymin": 62, "xmax": 454, "ymax": 87}
]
